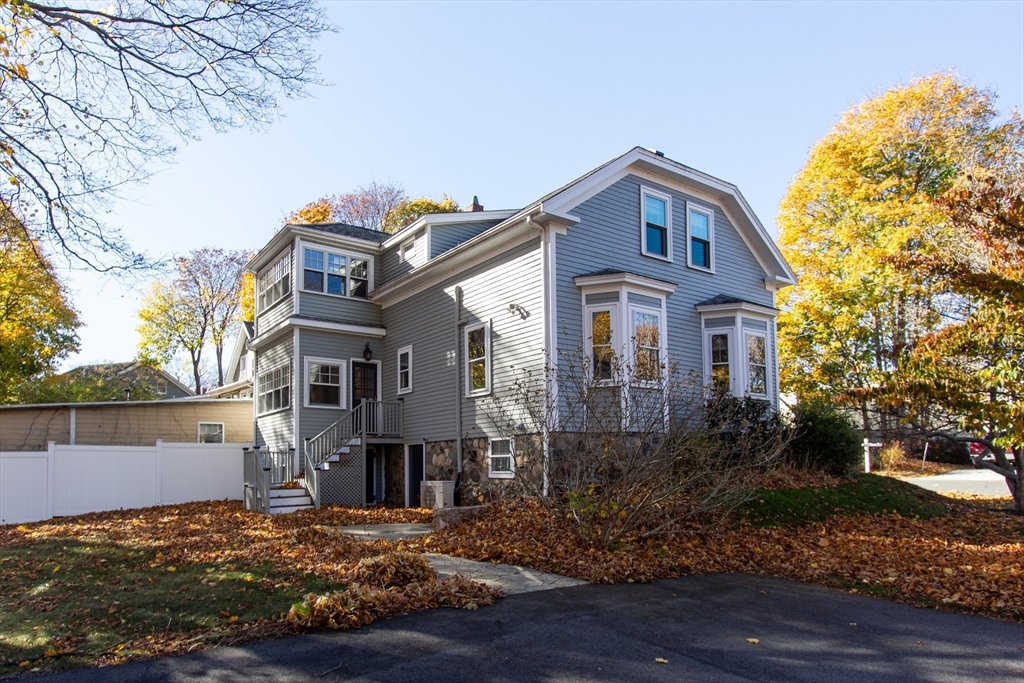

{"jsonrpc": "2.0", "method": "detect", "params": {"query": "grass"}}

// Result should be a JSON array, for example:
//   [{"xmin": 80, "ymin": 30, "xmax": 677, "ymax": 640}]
[
  {"xmin": 739, "ymin": 473, "xmax": 949, "ymax": 527},
  {"xmin": 0, "ymin": 502, "xmax": 432, "ymax": 675}
]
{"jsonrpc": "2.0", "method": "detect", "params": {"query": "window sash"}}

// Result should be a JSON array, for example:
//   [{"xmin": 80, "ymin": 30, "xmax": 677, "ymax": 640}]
[
  {"xmin": 746, "ymin": 333, "xmax": 768, "ymax": 396},
  {"xmin": 641, "ymin": 189, "xmax": 672, "ymax": 259},
  {"xmin": 688, "ymin": 207, "xmax": 713, "ymax": 270},
  {"xmin": 465, "ymin": 325, "xmax": 490, "ymax": 395},
  {"xmin": 709, "ymin": 332, "xmax": 731, "ymax": 394},
  {"xmin": 397, "ymin": 347, "xmax": 412, "ymax": 394},
  {"xmin": 198, "ymin": 422, "xmax": 224, "ymax": 444},
  {"xmin": 257, "ymin": 364, "xmax": 290, "ymax": 414},
  {"xmin": 257, "ymin": 251, "xmax": 291, "ymax": 310},
  {"xmin": 306, "ymin": 360, "xmax": 343, "ymax": 407},
  {"xmin": 589, "ymin": 307, "xmax": 615, "ymax": 381},
  {"xmin": 300, "ymin": 245, "xmax": 370, "ymax": 299},
  {"xmin": 489, "ymin": 439, "xmax": 514, "ymax": 476},
  {"xmin": 632, "ymin": 308, "xmax": 662, "ymax": 382}
]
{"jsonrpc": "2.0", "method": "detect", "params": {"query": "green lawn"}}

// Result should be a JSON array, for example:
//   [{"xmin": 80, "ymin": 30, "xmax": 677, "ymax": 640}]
[{"xmin": 738, "ymin": 473, "xmax": 949, "ymax": 527}]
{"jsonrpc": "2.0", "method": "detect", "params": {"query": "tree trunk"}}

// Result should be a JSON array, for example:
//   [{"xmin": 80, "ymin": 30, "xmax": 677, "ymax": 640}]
[
  {"xmin": 1013, "ymin": 449, "xmax": 1023, "ymax": 516},
  {"xmin": 215, "ymin": 343, "xmax": 225, "ymax": 387},
  {"xmin": 190, "ymin": 350, "xmax": 203, "ymax": 394}
]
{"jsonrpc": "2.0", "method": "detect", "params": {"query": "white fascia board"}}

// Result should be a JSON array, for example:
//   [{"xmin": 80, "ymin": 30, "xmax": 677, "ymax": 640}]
[
  {"xmin": 371, "ymin": 214, "xmax": 545, "ymax": 308},
  {"xmin": 542, "ymin": 148, "xmax": 797, "ymax": 287},
  {"xmin": 694, "ymin": 301, "xmax": 779, "ymax": 318},
  {"xmin": 288, "ymin": 317, "xmax": 387, "ymax": 337},
  {"xmin": 573, "ymin": 272, "xmax": 677, "ymax": 295},
  {"xmin": 205, "ymin": 378, "xmax": 253, "ymax": 398},
  {"xmin": 381, "ymin": 210, "xmax": 519, "ymax": 248}
]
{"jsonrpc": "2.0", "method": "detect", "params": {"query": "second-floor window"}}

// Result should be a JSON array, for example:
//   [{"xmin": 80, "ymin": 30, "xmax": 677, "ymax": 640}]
[
  {"xmin": 258, "ymin": 250, "xmax": 291, "ymax": 312},
  {"xmin": 688, "ymin": 205, "xmax": 714, "ymax": 271},
  {"xmin": 397, "ymin": 346, "xmax": 413, "ymax": 394},
  {"xmin": 641, "ymin": 187, "xmax": 672, "ymax": 260},
  {"xmin": 302, "ymin": 246, "xmax": 370, "ymax": 299}
]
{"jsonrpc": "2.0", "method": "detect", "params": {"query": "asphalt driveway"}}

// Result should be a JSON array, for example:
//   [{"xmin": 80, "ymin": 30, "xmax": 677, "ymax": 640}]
[
  {"xmin": 910, "ymin": 469, "xmax": 1013, "ymax": 497},
  {"xmin": 24, "ymin": 573, "xmax": 1024, "ymax": 683}
]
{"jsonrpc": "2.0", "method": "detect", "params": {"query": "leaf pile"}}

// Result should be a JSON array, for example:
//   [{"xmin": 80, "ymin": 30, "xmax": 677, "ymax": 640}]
[
  {"xmin": 0, "ymin": 502, "xmax": 459, "ymax": 675},
  {"xmin": 286, "ymin": 553, "xmax": 498, "ymax": 631},
  {"xmin": 417, "ymin": 491, "xmax": 1024, "ymax": 621}
]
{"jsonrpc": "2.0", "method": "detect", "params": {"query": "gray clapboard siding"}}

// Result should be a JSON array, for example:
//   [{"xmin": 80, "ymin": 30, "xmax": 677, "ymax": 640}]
[
  {"xmin": 429, "ymin": 221, "xmax": 502, "ymax": 258},
  {"xmin": 295, "ymin": 329, "xmax": 385, "ymax": 444},
  {"xmin": 297, "ymin": 292, "xmax": 383, "ymax": 326},
  {"xmin": 257, "ymin": 296, "xmax": 292, "ymax": 336},
  {"xmin": 380, "ymin": 238, "xmax": 544, "ymax": 442},
  {"xmin": 554, "ymin": 173, "xmax": 776, "ymax": 403},
  {"xmin": 255, "ymin": 336, "xmax": 294, "ymax": 449},
  {"xmin": 380, "ymin": 229, "xmax": 427, "ymax": 284}
]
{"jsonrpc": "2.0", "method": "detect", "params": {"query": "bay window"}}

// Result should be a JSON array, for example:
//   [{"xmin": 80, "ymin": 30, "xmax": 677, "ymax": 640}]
[{"xmin": 301, "ymin": 245, "xmax": 371, "ymax": 299}]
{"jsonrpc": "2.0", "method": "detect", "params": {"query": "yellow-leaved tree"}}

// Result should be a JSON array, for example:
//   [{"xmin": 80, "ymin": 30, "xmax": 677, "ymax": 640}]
[
  {"xmin": 777, "ymin": 74, "xmax": 1023, "ymax": 434},
  {"xmin": 0, "ymin": 208, "xmax": 79, "ymax": 403}
]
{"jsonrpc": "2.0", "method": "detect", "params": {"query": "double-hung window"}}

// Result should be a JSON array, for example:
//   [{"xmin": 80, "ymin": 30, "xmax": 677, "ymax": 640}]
[
  {"xmin": 488, "ymin": 438, "xmax": 514, "ymax": 478},
  {"xmin": 586, "ymin": 306, "xmax": 616, "ymax": 382},
  {"xmin": 631, "ymin": 307, "xmax": 662, "ymax": 383},
  {"xmin": 305, "ymin": 358, "xmax": 344, "ymax": 408},
  {"xmin": 707, "ymin": 331, "xmax": 731, "ymax": 394},
  {"xmin": 746, "ymin": 332, "xmax": 768, "ymax": 397},
  {"xmin": 641, "ymin": 187, "xmax": 672, "ymax": 260},
  {"xmin": 688, "ymin": 205, "xmax": 714, "ymax": 271},
  {"xmin": 397, "ymin": 346, "xmax": 413, "ymax": 394},
  {"xmin": 258, "ymin": 250, "xmax": 291, "ymax": 311},
  {"xmin": 257, "ymin": 363, "xmax": 290, "ymax": 414},
  {"xmin": 301, "ymin": 246, "xmax": 370, "ymax": 300},
  {"xmin": 465, "ymin": 323, "xmax": 490, "ymax": 396}
]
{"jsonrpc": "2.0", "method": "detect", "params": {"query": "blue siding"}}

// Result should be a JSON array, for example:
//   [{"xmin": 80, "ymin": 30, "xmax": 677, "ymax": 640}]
[
  {"xmin": 554, "ymin": 173, "xmax": 777, "ymax": 402},
  {"xmin": 297, "ymin": 292, "xmax": 382, "ymax": 326},
  {"xmin": 429, "ymin": 221, "xmax": 501, "ymax": 258}
]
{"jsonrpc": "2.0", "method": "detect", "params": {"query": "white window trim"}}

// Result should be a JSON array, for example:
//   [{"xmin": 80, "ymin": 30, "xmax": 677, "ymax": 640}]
[
  {"xmin": 298, "ymin": 241, "xmax": 374, "ymax": 299},
  {"xmin": 197, "ymin": 422, "xmax": 225, "ymax": 444},
  {"xmin": 464, "ymin": 322, "xmax": 491, "ymax": 397},
  {"xmin": 304, "ymin": 356, "xmax": 347, "ymax": 410},
  {"xmin": 686, "ymin": 202, "xmax": 715, "ymax": 273},
  {"xmin": 156, "ymin": 379, "xmax": 167, "ymax": 395},
  {"xmin": 584, "ymin": 302, "xmax": 620, "ymax": 384},
  {"xmin": 256, "ymin": 362, "xmax": 291, "ymax": 416},
  {"xmin": 400, "ymin": 238, "xmax": 416, "ymax": 263},
  {"xmin": 257, "ymin": 248, "xmax": 292, "ymax": 314},
  {"xmin": 628, "ymin": 303, "xmax": 667, "ymax": 387},
  {"xmin": 744, "ymin": 330, "xmax": 770, "ymax": 399},
  {"xmin": 703, "ymin": 327, "xmax": 736, "ymax": 396},
  {"xmin": 640, "ymin": 185, "xmax": 673, "ymax": 262},
  {"xmin": 397, "ymin": 345, "xmax": 413, "ymax": 395},
  {"xmin": 488, "ymin": 437, "xmax": 515, "ymax": 479}
]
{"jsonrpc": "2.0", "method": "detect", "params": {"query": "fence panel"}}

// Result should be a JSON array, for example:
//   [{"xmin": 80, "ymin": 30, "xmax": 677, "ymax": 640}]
[
  {"xmin": 1, "ymin": 442, "xmax": 251, "ymax": 524},
  {"xmin": 160, "ymin": 443, "xmax": 245, "ymax": 504},
  {"xmin": 53, "ymin": 445, "xmax": 156, "ymax": 517},
  {"xmin": 0, "ymin": 452, "xmax": 50, "ymax": 525}
]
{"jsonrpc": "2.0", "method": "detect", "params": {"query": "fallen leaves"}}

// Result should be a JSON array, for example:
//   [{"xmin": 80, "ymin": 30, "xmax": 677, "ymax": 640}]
[{"xmin": 746, "ymin": 638, "xmax": 760, "ymax": 644}]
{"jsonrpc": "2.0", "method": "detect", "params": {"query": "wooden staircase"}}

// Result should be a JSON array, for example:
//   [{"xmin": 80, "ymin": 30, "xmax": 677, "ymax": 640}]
[{"xmin": 266, "ymin": 485, "xmax": 314, "ymax": 514}]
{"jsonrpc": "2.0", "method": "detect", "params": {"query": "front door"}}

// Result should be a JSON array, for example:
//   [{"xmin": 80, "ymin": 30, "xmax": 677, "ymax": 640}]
[
  {"xmin": 351, "ymin": 362, "xmax": 379, "ymax": 432},
  {"xmin": 407, "ymin": 444, "xmax": 425, "ymax": 507}
]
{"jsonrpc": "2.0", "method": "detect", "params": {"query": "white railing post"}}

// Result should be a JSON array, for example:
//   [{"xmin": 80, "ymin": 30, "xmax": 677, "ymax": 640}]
[{"xmin": 863, "ymin": 438, "xmax": 882, "ymax": 473}]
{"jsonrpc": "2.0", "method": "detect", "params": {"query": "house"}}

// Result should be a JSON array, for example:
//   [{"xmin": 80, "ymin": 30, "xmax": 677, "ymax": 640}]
[
  {"xmin": 61, "ymin": 362, "xmax": 194, "ymax": 400},
  {"xmin": 0, "ymin": 397, "xmax": 253, "ymax": 451},
  {"xmin": 206, "ymin": 321, "xmax": 255, "ymax": 399},
  {"xmin": 244, "ymin": 147, "xmax": 796, "ymax": 511}
]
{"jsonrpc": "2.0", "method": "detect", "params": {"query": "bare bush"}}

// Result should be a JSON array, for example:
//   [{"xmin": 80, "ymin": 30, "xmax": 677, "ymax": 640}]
[{"xmin": 486, "ymin": 349, "xmax": 790, "ymax": 549}]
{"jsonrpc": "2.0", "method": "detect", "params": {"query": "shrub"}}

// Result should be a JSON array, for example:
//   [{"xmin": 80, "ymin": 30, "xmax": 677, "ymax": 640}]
[
  {"xmin": 879, "ymin": 442, "xmax": 906, "ymax": 471},
  {"xmin": 786, "ymin": 401, "xmax": 862, "ymax": 476}
]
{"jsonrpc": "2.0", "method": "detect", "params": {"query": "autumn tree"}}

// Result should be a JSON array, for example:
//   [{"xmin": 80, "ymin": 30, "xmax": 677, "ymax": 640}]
[
  {"xmin": 874, "ymin": 174, "xmax": 1024, "ymax": 511},
  {"xmin": 288, "ymin": 185, "xmax": 460, "ymax": 233},
  {"xmin": 777, "ymin": 74, "xmax": 1023, "ymax": 434},
  {"xmin": 0, "ymin": 0, "xmax": 329, "ymax": 272},
  {"xmin": 136, "ymin": 248, "xmax": 249, "ymax": 391},
  {"xmin": 0, "ymin": 207, "xmax": 79, "ymax": 403}
]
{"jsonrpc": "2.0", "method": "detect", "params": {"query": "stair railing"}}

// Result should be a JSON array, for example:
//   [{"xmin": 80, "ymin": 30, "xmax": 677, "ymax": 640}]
[
  {"xmin": 303, "ymin": 446, "xmax": 320, "ymax": 509},
  {"xmin": 243, "ymin": 447, "xmax": 271, "ymax": 514}
]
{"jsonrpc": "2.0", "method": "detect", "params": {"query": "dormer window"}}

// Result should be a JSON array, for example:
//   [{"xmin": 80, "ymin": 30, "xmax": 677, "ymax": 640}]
[{"xmin": 640, "ymin": 187, "xmax": 672, "ymax": 261}]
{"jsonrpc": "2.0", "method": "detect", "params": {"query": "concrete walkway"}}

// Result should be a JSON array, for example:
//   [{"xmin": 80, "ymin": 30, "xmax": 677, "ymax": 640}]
[
  {"xmin": 335, "ymin": 522, "xmax": 585, "ymax": 595},
  {"xmin": 424, "ymin": 552, "xmax": 587, "ymax": 595},
  {"xmin": 910, "ymin": 468, "xmax": 1012, "ymax": 497}
]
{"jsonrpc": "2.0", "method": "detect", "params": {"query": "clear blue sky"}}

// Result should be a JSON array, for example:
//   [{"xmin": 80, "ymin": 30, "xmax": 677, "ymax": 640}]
[{"xmin": 60, "ymin": 0, "xmax": 1024, "ymax": 371}]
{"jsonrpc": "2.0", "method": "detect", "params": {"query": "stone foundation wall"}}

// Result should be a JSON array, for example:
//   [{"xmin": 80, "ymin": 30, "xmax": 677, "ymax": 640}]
[{"xmin": 425, "ymin": 437, "xmax": 538, "ymax": 505}]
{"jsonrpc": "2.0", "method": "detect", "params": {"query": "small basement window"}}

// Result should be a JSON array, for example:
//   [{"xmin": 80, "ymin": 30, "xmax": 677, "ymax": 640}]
[{"xmin": 489, "ymin": 439, "xmax": 514, "ymax": 478}]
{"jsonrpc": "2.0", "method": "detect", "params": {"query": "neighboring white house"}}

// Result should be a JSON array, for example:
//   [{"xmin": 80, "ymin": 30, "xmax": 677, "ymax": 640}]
[{"xmin": 244, "ymin": 148, "xmax": 797, "ymax": 509}]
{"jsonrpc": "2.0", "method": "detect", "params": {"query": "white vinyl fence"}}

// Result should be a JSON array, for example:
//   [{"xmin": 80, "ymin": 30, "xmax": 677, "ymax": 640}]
[{"xmin": 0, "ymin": 441, "xmax": 251, "ymax": 525}]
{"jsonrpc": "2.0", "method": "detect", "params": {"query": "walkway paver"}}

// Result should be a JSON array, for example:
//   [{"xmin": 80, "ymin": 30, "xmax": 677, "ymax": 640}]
[
  {"xmin": 334, "ymin": 522, "xmax": 586, "ymax": 595},
  {"xmin": 424, "ymin": 552, "xmax": 588, "ymax": 595},
  {"xmin": 334, "ymin": 523, "xmax": 433, "ymax": 541}
]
